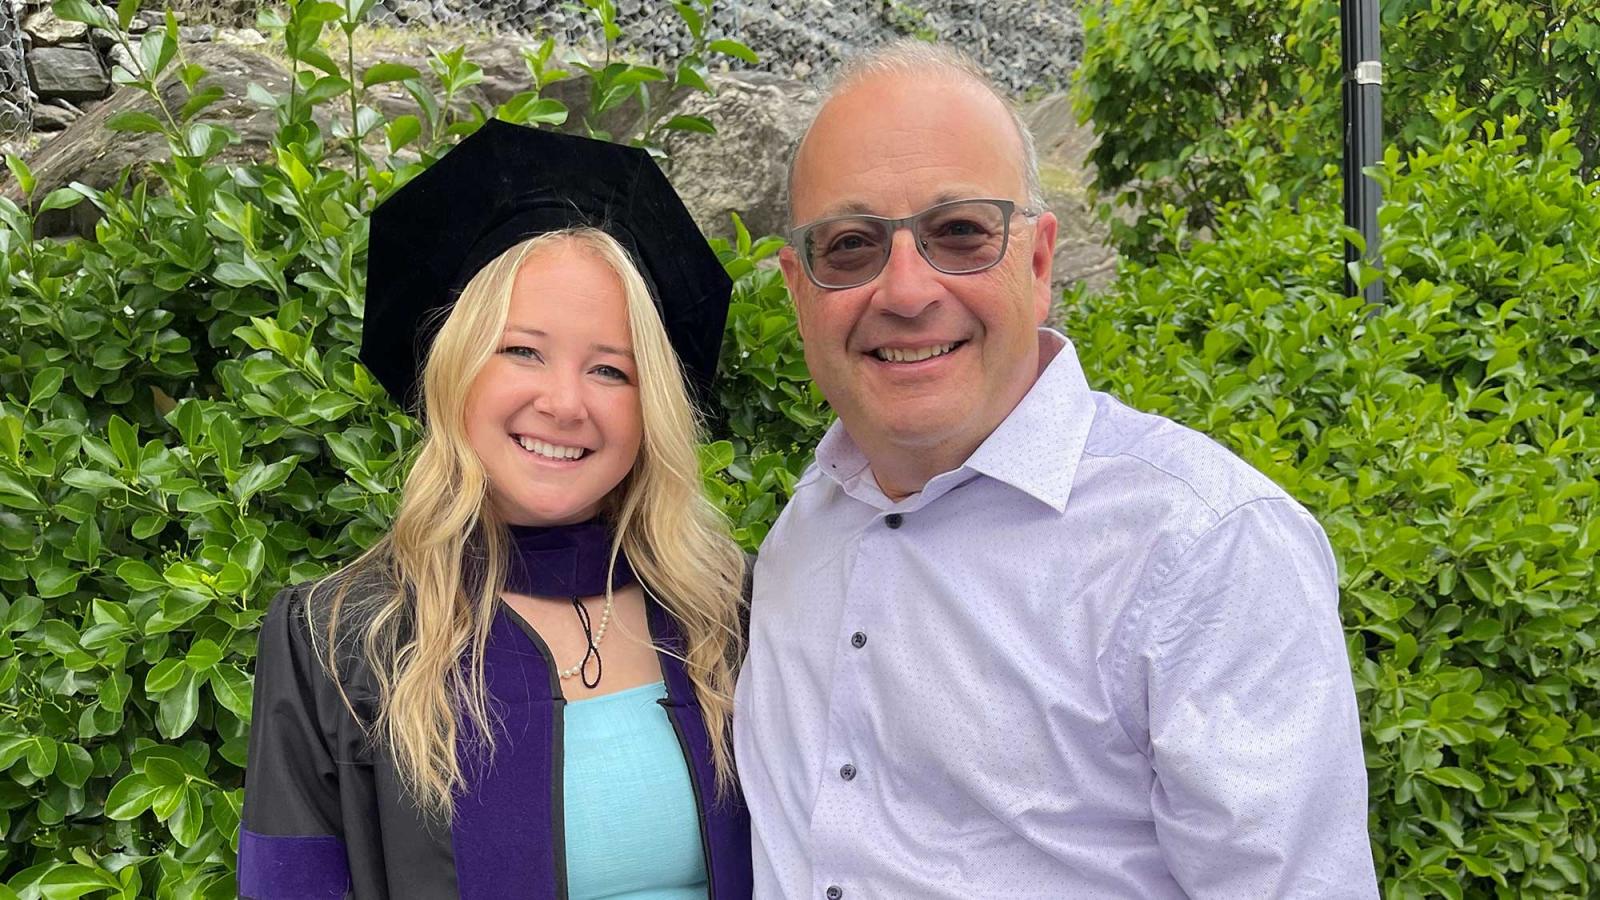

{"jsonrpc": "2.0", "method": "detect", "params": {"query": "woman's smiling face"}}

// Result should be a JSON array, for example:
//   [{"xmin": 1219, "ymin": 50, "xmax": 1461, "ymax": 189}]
[{"xmin": 463, "ymin": 239, "xmax": 643, "ymax": 526}]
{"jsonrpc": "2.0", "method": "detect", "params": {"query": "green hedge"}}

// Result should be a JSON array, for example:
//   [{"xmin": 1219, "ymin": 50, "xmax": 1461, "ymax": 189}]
[
  {"xmin": 0, "ymin": 2, "xmax": 796, "ymax": 897},
  {"xmin": 2, "ymin": 0, "xmax": 1597, "ymax": 897},
  {"xmin": 1074, "ymin": 0, "xmax": 1600, "ymax": 255},
  {"xmin": 1063, "ymin": 104, "xmax": 1600, "ymax": 897}
]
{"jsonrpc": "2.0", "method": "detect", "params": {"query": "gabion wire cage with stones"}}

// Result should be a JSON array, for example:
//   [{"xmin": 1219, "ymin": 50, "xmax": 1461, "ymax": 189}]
[
  {"xmin": 1, "ymin": 0, "xmax": 31, "ymax": 145},
  {"xmin": 370, "ymin": 0, "xmax": 1082, "ymax": 93}
]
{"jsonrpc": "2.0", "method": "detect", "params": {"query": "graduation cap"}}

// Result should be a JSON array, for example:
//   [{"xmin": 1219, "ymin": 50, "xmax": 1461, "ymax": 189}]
[{"xmin": 362, "ymin": 119, "xmax": 732, "ymax": 411}]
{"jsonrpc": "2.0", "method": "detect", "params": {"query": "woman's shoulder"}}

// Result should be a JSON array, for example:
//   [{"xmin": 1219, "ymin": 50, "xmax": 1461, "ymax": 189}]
[
  {"xmin": 270, "ymin": 561, "xmax": 397, "ymax": 628},
  {"xmin": 260, "ymin": 562, "xmax": 399, "ymax": 693}
]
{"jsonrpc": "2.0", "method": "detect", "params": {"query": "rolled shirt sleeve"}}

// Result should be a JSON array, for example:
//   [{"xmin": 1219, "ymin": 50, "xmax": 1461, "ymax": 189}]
[{"xmin": 1143, "ymin": 498, "xmax": 1378, "ymax": 898}]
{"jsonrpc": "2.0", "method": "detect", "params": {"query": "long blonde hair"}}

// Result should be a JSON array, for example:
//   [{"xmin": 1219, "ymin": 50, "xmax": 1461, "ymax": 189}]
[{"xmin": 314, "ymin": 228, "xmax": 745, "ymax": 818}]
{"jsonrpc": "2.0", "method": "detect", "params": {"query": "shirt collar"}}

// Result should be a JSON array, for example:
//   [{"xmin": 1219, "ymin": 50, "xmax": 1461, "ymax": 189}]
[{"xmin": 814, "ymin": 328, "xmax": 1097, "ymax": 513}]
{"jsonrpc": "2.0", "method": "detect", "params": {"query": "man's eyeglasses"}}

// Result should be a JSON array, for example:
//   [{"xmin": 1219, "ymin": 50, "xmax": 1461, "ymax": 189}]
[{"xmin": 788, "ymin": 198, "xmax": 1041, "ymax": 290}]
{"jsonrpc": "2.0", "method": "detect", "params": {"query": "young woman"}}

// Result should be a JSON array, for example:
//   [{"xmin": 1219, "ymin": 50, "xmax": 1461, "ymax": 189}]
[{"xmin": 240, "ymin": 121, "xmax": 751, "ymax": 899}]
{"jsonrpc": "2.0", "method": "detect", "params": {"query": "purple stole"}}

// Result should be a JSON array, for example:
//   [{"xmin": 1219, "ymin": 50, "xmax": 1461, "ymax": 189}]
[{"xmin": 450, "ymin": 599, "xmax": 752, "ymax": 899}]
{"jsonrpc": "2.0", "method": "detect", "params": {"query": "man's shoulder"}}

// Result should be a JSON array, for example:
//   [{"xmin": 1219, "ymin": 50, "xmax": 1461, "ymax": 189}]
[
  {"xmin": 1078, "ymin": 391, "xmax": 1300, "ymax": 524},
  {"xmin": 764, "ymin": 459, "xmax": 840, "ymax": 540}
]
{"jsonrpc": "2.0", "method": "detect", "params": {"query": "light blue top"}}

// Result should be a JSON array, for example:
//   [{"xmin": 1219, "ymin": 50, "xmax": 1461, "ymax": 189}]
[{"xmin": 564, "ymin": 679, "xmax": 708, "ymax": 900}]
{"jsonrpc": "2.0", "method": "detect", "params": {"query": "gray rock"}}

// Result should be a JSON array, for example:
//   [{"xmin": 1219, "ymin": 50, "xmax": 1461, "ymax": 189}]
[
  {"xmin": 26, "ymin": 44, "xmax": 110, "ymax": 102},
  {"xmin": 3, "ymin": 32, "xmax": 1112, "ymax": 287},
  {"xmin": 127, "ymin": 15, "xmax": 149, "ymax": 34},
  {"xmin": 1023, "ymin": 92, "xmax": 1118, "ymax": 295},
  {"xmin": 22, "ymin": 8, "xmax": 88, "ymax": 46},
  {"xmin": 31, "ymin": 100, "xmax": 77, "ymax": 130},
  {"xmin": 394, "ymin": 0, "xmax": 433, "ymax": 21},
  {"xmin": 216, "ymin": 27, "xmax": 266, "ymax": 46},
  {"xmin": 107, "ymin": 43, "xmax": 135, "ymax": 78},
  {"xmin": 89, "ymin": 27, "xmax": 119, "ymax": 51},
  {"xmin": 368, "ymin": 4, "xmax": 402, "ymax": 26},
  {"xmin": 460, "ymin": 0, "xmax": 1088, "ymax": 92},
  {"xmin": 178, "ymin": 25, "xmax": 216, "ymax": 42},
  {"xmin": 662, "ymin": 72, "xmax": 819, "ymax": 240},
  {"xmin": 426, "ymin": 0, "xmax": 1083, "ymax": 94},
  {"xmin": 0, "ymin": 99, "xmax": 28, "ymax": 135}
]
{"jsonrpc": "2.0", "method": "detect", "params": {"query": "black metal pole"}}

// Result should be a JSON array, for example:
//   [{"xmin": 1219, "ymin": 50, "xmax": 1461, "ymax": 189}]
[{"xmin": 1341, "ymin": 0, "xmax": 1383, "ymax": 304}]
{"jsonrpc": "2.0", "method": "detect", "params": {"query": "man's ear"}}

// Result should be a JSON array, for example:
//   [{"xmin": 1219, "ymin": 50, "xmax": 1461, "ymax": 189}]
[
  {"xmin": 1030, "ymin": 210, "xmax": 1059, "ymax": 325},
  {"xmin": 779, "ymin": 245, "xmax": 809, "ymax": 341}
]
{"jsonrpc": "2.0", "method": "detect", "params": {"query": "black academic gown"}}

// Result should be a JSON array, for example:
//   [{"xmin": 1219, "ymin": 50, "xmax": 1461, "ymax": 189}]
[{"xmin": 238, "ymin": 578, "xmax": 752, "ymax": 899}]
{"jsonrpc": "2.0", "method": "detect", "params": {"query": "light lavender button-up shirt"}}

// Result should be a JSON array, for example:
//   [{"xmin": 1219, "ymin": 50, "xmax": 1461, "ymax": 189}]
[{"xmin": 734, "ymin": 329, "xmax": 1377, "ymax": 899}]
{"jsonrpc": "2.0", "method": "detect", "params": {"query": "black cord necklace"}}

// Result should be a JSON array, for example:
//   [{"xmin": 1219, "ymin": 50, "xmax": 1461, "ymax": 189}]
[
  {"xmin": 570, "ymin": 596, "xmax": 603, "ymax": 688},
  {"xmin": 504, "ymin": 521, "xmax": 635, "ymax": 689}
]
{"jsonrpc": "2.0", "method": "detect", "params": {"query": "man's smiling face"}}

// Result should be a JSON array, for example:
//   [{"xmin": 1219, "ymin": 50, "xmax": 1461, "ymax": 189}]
[{"xmin": 780, "ymin": 70, "xmax": 1056, "ymax": 490}]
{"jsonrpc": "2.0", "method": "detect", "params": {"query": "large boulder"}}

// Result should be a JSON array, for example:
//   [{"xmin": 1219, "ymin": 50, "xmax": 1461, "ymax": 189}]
[
  {"xmin": 1025, "ymin": 93, "xmax": 1118, "ymax": 294},
  {"xmin": 660, "ymin": 72, "xmax": 817, "ymax": 241}
]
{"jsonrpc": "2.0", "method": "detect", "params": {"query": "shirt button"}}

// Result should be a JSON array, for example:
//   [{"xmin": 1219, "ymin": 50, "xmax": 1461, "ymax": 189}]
[
  {"xmin": 884, "ymin": 513, "xmax": 903, "ymax": 529},
  {"xmin": 839, "ymin": 763, "xmax": 857, "ymax": 781},
  {"xmin": 850, "ymin": 631, "xmax": 867, "ymax": 649},
  {"xmin": 826, "ymin": 887, "xmax": 843, "ymax": 900}
]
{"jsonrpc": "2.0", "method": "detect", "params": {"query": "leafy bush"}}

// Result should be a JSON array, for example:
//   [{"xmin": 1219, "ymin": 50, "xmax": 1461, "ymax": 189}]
[
  {"xmin": 0, "ymin": 1, "xmax": 780, "ymax": 896},
  {"xmin": 704, "ymin": 216, "xmax": 829, "ymax": 548},
  {"xmin": 1074, "ymin": 0, "xmax": 1600, "ymax": 254},
  {"xmin": 5, "ymin": 0, "xmax": 1596, "ymax": 896},
  {"xmin": 1062, "ymin": 103, "xmax": 1600, "ymax": 898}
]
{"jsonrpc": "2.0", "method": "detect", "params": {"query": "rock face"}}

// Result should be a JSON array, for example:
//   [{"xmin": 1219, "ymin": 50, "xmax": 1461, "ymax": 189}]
[
  {"xmin": 1026, "ymin": 93, "xmax": 1118, "ymax": 293},
  {"xmin": 25, "ymin": 43, "xmax": 109, "ymax": 102},
  {"xmin": 662, "ymin": 72, "xmax": 819, "ymax": 241}
]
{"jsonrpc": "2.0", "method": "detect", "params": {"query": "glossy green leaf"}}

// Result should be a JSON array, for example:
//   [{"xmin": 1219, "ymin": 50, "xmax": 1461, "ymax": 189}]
[
  {"xmin": 362, "ymin": 62, "xmax": 421, "ymax": 86},
  {"xmin": 103, "ymin": 773, "xmax": 159, "ymax": 820},
  {"xmin": 707, "ymin": 38, "xmax": 758, "ymax": 64},
  {"xmin": 105, "ymin": 110, "xmax": 166, "ymax": 133}
]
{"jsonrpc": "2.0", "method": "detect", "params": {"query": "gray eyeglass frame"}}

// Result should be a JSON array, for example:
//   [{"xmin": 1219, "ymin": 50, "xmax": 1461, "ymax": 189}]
[{"xmin": 788, "ymin": 197, "xmax": 1042, "ymax": 290}]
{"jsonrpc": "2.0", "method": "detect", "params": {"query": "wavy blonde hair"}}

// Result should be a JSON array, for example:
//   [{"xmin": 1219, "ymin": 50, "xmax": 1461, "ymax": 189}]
[{"xmin": 314, "ymin": 228, "xmax": 745, "ymax": 819}]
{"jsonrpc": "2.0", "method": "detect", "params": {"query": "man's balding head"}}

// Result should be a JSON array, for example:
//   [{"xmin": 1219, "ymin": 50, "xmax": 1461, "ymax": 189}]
[{"xmin": 786, "ymin": 40, "xmax": 1043, "ymax": 228}]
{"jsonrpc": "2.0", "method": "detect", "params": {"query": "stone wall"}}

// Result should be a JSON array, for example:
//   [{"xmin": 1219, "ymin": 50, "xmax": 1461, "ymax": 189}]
[
  {"xmin": 3, "ymin": 2, "xmax": 1081, "ymax": 145},
  {"xmin": 2, "ymin": 0, "xmax": 31, "ymax": 138},
  {"xmin": 3, "ymin": 0, "xmax": 265, "ymax": 144},
  {"xmin": 2, "ymin": 2, "xmax": 1111, "ymax": 289},
  {"xmin": 370, "ymin": 0, "xmax": 1083, "ymax": 95}
]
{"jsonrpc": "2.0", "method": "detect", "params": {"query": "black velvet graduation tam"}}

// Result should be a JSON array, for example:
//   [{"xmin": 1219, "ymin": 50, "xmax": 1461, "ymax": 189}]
[{"xmin": 362, "ymin": 118, "xmax": 732, "ymax": 410}]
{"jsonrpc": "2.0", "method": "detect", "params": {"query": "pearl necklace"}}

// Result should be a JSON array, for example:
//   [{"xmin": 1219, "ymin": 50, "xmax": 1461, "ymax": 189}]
[
  {"xmin": 502, "ymin": 520, "xmax": 635, "ymax": 689},
  {"xmin": 557, "ymin": 592, "xmax": 614, "ymax": 681}
]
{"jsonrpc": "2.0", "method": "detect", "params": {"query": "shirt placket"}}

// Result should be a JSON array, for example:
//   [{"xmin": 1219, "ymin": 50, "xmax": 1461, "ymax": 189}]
[{"xmin": 805, "ymin": 510, "xmax": 901, "ymax": 900}]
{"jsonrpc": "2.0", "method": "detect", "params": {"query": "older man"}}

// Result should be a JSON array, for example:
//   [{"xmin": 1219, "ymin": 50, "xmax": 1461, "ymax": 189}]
[{"xmin": 732, "ymin": 41, "xmax": 1378, "ymax": 899}]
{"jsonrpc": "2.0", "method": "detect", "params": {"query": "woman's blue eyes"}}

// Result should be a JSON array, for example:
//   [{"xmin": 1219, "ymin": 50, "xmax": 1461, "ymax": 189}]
[{"xmin": 501, "ymin": 347, "xmax": 630, "ymax": 382}]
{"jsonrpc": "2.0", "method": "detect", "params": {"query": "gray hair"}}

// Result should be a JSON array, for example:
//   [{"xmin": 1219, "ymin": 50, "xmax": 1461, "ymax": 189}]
[{"xmin": 785, "ymin": 39, "xmax": 1045, "ymax": 228}]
